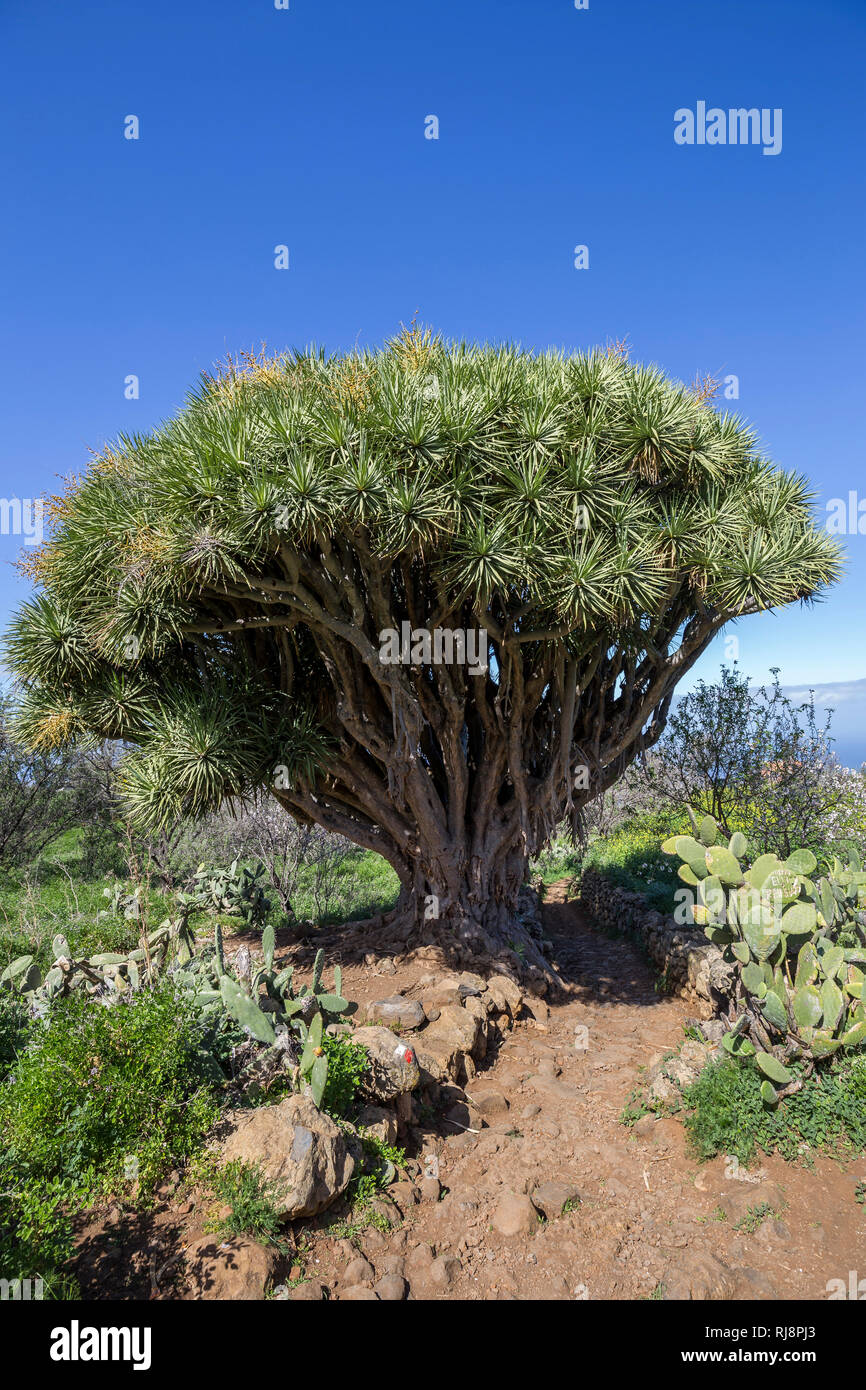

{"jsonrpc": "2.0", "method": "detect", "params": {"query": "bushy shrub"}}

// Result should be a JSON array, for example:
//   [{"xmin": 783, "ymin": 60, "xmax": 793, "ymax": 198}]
[
  {"xmin": 0, "ymin": 980, "xmax": 222, "ymax": 1198},
  {"xmin": 0, "ymin": 1170, "xmax": 79, "ymax": 1297},
  {"xmin": 682, "ymin": 1054, "xmax": 866, "ymax": 1166},
  {"xmin": 0, "ymin": 990, "xmax": 30, "ymax": 1081},
  {"xmin": 633, "ymin": 665, "xmax": 859, "ymax": 860}
]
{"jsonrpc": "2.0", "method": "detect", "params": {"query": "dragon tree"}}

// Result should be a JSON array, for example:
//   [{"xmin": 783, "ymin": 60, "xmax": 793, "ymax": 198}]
[{"xmin": 7, "ymin": 331, "xmax": 841, "ymax": 958}]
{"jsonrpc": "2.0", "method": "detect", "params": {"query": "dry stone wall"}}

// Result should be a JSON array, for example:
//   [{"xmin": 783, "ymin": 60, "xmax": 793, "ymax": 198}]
[{"xmin": 578, "ymin": 868, "xmax": 733, "ymax": 1018}]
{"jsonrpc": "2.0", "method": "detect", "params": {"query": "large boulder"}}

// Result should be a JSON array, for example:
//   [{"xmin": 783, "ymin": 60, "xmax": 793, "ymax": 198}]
[
  {"xmin": 485, "ymin": 974, "xmax": 523, "ymax": 1017},
  {"xmin": 364, "ymin": 996, "xmax": 426, "ymax": 1030},
  {"xmin": 420, "ymin": 971, "xmax": 486, "ymax": 1013},
  {"xmin": 492, "ymin": 1191, "xmax": 539, "ymax": 1237},
  {"xmin": 218, "ymin": 1094, "xmax": 355, "ymax": 1219},
  {"xmin": 353, "ymin": 1025, "xmax": 422, "ymax": 1101},
  {"xmin": 183, "ymin": 1235, "xmax": 275, "ymax": 1300},
  {"xmin": 414, "ymin": 1004, "xmax": 483, "ymax": 1083},
  {"xmin": 354, "ymin": 1103, "xmax": 398, "ymax": 1145},
  {"xmin": 426, "ymin": 1003, "xmax": 481, "ymax": 1053}
]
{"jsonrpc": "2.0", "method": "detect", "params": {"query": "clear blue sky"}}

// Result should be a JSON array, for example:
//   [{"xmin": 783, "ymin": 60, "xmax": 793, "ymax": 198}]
[{"xmin": 1, "ymin": 0, "xmax": 864, "ymax": 704}]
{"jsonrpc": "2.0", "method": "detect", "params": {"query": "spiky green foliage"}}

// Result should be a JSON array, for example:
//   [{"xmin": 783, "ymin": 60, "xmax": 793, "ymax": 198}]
[{"xmin": 7, "ymin": 335, "xmax": 841, "ymax": 931}]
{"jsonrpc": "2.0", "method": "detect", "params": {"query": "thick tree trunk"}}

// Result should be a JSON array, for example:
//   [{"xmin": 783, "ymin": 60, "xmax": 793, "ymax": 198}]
[
  {"xmin": 259, "ymin": 542, "xmax": 730, "ymax": 985},
  {"xmin": 277, "ymin": 779, "xmax": 555, "ymax": 979},
  {"xmin": 386, "ymin": 842, "xmax": 555, "ymax": 983},
  {"xmin": 397, "ymin": 836, "xmax": 528, "ymax": 940}
]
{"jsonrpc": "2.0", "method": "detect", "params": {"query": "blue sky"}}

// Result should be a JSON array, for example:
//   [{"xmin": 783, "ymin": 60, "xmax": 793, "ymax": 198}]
[{"xmin": 1, "ymin": 0, "xmax": 864, "ymax": 752}]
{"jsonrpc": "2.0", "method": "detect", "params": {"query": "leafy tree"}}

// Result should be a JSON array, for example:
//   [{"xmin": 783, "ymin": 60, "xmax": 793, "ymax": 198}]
[
  {"xmin": 0, "ymin": 694, "xmax": 98, "ymax": 871},
  {"xmin": 5, "ymin": 334, "xmax": 841, "ymax": 951},
  {"xmin": 634, "ymin": 665, "xmax": 855, "ymax": 858}
]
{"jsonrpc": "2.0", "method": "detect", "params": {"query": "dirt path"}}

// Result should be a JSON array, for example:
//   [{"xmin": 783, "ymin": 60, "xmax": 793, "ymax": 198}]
[
  {"xmin": 311, "ymin": 881, "xmax": 866, "ymax": 1301},
  {"xmin": 74, "ymin": 881, "xmax": 866, "ymax": 1301}
]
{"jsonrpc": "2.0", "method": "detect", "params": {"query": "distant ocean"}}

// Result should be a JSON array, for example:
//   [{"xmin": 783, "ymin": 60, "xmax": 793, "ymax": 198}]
[
  {"xmin": 671, "ymin": 677, "xmax": 866, "ymax": 773},
  {"xmin": 782, "ymin": 679, "xmax": 866, "ymax": 773}
]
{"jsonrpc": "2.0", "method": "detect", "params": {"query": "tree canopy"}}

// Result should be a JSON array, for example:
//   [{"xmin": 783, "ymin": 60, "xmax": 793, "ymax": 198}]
[{"xmin": 6, "ymin": 331, "xmax": 842, "ymax": 942}]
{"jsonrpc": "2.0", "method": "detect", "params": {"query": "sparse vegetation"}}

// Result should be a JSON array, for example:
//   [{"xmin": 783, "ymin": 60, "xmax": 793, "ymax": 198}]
[{"xmin": 204, "ymin": 1160, "xmax": 290, "ymax": 1249}]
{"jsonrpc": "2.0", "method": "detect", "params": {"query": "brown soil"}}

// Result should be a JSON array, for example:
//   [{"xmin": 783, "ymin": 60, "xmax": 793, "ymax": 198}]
[{"xmin": 73, "ymin": 881, "xmax": 866, "ymax": 1301}]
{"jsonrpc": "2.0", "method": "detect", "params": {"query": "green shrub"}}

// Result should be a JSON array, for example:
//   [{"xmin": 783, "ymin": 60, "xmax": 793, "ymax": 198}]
[
  {"xmin": 0, "ymin": 991, "xmax": 30, "ymax": 1081},
  {"xmin": 636, "ymin": 666, "xmax": 852, "ymax": 860},
  {"xmin": 321, "ymin": 1032, "xmax": 369, "ymax": 1118},
  {"xmin": 0, "ymin": 1170, "xmax": 79, "ymax": 1297},
  {"xmin": 682, "ymin": 1055, "xmax": 866, "ymax": 1166},
  {"xmin": 582, "ymin": 809, "xmax": 688, "ymax": 913},
  {"xmin": 531, "ymin": 832, "xmax": 585, "ymax": 885},
  {"xmin": 0, "ymin": 980, "xmax": 222, "ymax": 1199}
]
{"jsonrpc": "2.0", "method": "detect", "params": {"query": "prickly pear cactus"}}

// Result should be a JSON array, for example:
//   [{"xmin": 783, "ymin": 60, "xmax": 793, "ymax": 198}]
[
  {"xmin": 177, "ymin": 931, "xmax": 353, "ymax": 1110},
  {"xmin": 1, "ymin": 912, "xmax": 197, "ymax": 1007},
  {"xmin": 661, "ymin": 813, "xmax": 866, "ymax": 1102}
]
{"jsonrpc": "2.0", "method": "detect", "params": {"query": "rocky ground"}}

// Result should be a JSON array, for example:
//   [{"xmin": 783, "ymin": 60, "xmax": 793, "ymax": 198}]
[{"xmin": 73, "ymin": 881, "xmax": 866, "ymax": 1301}]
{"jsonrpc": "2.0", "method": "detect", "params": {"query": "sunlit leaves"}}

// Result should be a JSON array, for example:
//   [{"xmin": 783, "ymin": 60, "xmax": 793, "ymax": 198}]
[
  {"xmin": 117, "ymin": 687, "xmax": 330, "ymax": 830},
  {"xmin": 6, "ymin": 596, "xmax": 94, "ymax": 682},
  {"xmin": 4, "ymin": 336, "xmax": 844, "ymax": 827},
  {"xmin": 447, "ymin": 515, "xmax": 528, "ymax": 606}
]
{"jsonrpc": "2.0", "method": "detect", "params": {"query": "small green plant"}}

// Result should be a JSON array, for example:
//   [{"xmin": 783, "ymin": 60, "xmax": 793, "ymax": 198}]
[
  {"xmin": 734, "ymin": 1200, "xmax": 779, "ymax": 1234},
  {"xmin": 356, "ymin": 1132, "xmax": 406, "ymax": 1178},
  {"xmin": 620, "ymin": 1086, "xmax": 652, "ymax": 1127},
  {"xmin": 205, "ymin": 1160, "xmax": 289, "ymax": 1249},
  {"xmin": 682, "ymin": 1053, "xmax": 866, "ymax": 1166},
  {"xmin": 654, "ymin": 966, "xmax": 674, "ymax": 995},
  {"xmin": 329, "ymin": 1132, "xmax": 407, "ymax": 1239},
  {"xmin": 320, "ymin": 1033, "xmax": 369, "ymax": 1118}
]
